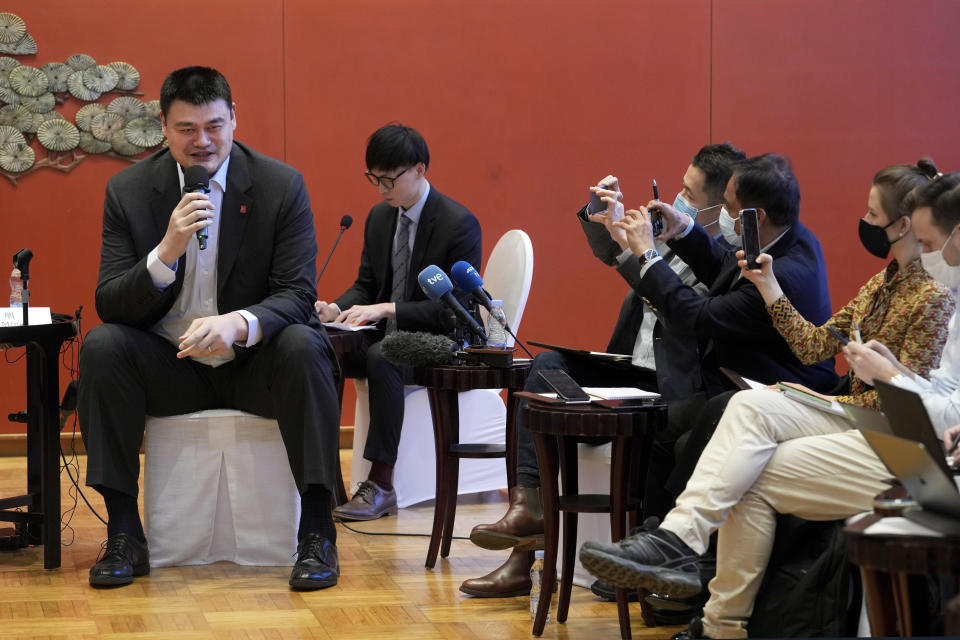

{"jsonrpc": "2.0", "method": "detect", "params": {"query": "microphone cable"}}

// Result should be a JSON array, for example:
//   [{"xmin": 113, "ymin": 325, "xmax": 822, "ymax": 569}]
[{"xmin": 335, "ymin": 519, "xmax": 469, "ymax": 541}]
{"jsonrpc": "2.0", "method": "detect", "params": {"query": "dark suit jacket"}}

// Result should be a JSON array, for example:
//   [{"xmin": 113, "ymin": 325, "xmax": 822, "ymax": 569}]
[
  {"xmin": 616, "ymin": 220, "xmax": 839, "ymax": 394},
  {"xmin": 577, "ymin": 206, "xmax": 705, "ymax": 399},
  {"xmin": 335, "ymin": 186, "xmax": 482, "ymax": 333},
  {"xmin": 95, "ymin": 141, "xmax": 322, "ymax": 348}
]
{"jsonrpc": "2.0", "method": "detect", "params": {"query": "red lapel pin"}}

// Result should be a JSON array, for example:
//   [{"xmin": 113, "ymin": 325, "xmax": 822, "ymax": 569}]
[{"xmin": 240, "ymin": 204, "xmax": 247, "ymax": 214}]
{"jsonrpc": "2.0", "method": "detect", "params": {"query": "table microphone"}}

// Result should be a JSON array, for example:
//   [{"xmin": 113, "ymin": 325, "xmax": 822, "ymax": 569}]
[
  {"xmin": 381, "ymin": 331, "xmax": 458, "ymax": 367},
  {"xmin": 316, "ymin": 215, "xmax": 353, "ymax": 285},
  {"xmin": 417, "ymin": 265, "xmax": 487, "ymax": 341},
  {"xmin": 182, "ymin": 165, "xmax": 211, "ymax": 249},
  {"xmin": 450, "ymin": 260, "xmax": 493, "ymax": 312}
]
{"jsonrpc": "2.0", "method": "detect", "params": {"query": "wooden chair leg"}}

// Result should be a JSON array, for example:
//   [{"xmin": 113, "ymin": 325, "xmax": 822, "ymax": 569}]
[{"xmin": 533, "ymin": 432, "xmax": 559, "ymax": 637}]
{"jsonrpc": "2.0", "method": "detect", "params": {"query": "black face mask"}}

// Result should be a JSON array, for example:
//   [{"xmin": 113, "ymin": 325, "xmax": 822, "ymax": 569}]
[{"xmin": 858, "ymin": 218, "xmax": 900, "ymax": 259}]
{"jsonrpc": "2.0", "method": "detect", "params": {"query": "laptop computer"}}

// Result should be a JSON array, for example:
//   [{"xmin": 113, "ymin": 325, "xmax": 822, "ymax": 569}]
[
  {"xmin": 840, "ymin": 403, "xmax": 895, "ymax": 435},
  {"xmin": 874, "ymin": 379, "xmax": 953, "ymax": 478},
  {"xmin": 860, "ymin": 429, "xmax": 960, "ymax": 536}
]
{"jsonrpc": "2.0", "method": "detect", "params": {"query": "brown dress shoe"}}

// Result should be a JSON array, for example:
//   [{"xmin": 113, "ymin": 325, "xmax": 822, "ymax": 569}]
[
  {"xmin": 469, "ymin": 486, "xmax": 544, "ymax": 550},
  {"xmin": 459, "ymin": 548, "xmax": 535, "ymax": 597}
]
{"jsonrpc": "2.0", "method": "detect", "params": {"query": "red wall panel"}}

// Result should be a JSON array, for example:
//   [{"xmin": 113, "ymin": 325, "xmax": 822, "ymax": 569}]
[{"xmin": 2, "ymin": 0, "xmax": 958, "ymax": 433}]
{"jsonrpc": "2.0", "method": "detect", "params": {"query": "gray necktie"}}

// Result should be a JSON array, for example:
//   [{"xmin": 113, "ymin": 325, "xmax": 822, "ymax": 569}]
[{"xmin": 387, "ymin": 213, "xmax": 412, "ymax": 332}]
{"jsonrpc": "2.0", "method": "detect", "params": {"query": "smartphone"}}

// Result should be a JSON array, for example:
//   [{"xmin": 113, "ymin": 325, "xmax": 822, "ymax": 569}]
[
  {"xmin": 588, "ymin": 182, "xmax": 611, "ymax": 215},
  {"xmin": 593, "ymin": 397, "xmax": 663, "ymax": 410},
  {"xmin": 537, "ymin": 369, "xmax": 590, "ymax": 403},
  {"xmin": 740, "ymin": 208, "xmax": 761, "ymax": 270},
  {"xmin": 650, "ymin": 178, "xmax": 663, "ymax": 236},
  {"xmin": 825, "ymin": 325, "xmax": 849, "ymax": 345}
]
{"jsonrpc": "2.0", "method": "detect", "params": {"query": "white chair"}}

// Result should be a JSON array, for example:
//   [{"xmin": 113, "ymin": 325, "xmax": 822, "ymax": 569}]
[
  {"xmin": 350, "ymin": 229, "xmax": 534, "ymax": 507},
  {"xmin": 143, "ymin": 409, "xmax": 300, "ymax": 567}
]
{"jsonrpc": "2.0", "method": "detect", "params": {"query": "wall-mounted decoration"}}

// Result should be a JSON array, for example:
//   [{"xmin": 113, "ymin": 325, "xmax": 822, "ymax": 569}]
[{"xmin": 0, "ymin": 12, "xmax": 162, "ymax": 186}]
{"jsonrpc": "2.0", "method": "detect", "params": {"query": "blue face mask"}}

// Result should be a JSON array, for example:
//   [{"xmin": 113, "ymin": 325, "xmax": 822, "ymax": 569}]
[{"xmin": 673, "ymin": 193, "xmax": 698, "ymax": 218}]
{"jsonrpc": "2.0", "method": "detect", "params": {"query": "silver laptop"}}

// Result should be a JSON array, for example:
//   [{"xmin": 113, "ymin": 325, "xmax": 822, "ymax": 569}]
[{"xmin": 860, "ymin": 429, "xmax": 960, "ymax": 536}]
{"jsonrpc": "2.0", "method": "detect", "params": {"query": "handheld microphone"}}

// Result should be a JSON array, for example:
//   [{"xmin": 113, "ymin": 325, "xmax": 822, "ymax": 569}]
[
  {"xmin": 182, "ymin": 165, "xmax": 211, "ymax": 250},
  {"xmin": 316, "ymin": 215, "xmax": 353, "ymax": 286},
  {"xmin": 450, "ymin": 261, "xmax": 493, "ymax": 313},
  {"xmin": 381, "ymin": 331, "xmax": 458, "ymax": 367},
  {"xmin": 417, "ymin": 265, "xmax": 487, "ymax": 341}
]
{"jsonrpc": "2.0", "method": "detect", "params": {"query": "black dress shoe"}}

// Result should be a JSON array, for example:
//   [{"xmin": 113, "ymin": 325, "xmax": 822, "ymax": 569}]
[
  {"xmin": 589, "ymin": 579, "xmax": 639, "ymax": 602},
  {"xmin": 332, "ymin": 480, "xmax": 397, "ymax": 522},
  {"xmin": 289, "ymin": 533, "xmax": 339, "ymax": 590},
  {"xmin": 579, "ymin": 527, "xmax": 700, "ymax": 597},
  {"xmin": 89, "ymin": 533, "xmax": 149, "ymax": 587},
  {"xmin": 669, "ymin": 616, "xmax": 712, "ymax": 639}
]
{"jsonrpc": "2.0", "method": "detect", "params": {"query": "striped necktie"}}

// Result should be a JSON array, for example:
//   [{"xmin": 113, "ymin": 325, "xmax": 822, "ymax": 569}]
[{"xmin": 387, "ymin": 213, "xmax": 412, "ymax": 332}]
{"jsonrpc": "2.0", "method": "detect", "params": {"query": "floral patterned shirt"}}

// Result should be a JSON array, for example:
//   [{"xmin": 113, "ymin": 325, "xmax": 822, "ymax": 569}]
[{"xmin": 768, "ymin": 258, "xmax": 955, "ymax": 409}]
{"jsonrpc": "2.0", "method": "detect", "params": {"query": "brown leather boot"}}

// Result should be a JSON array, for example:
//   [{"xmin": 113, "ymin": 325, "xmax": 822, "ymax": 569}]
[
  {"xmin": 459, "ymin": 548, "xmax": 535, "ymax": 597},
  {"xmin": 469, "ymin": 486, "xmax": 544, "ymax": 550}
]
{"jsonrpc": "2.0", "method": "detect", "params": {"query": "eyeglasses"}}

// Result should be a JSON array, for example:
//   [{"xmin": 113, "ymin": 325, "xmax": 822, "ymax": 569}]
[{"xmin": 364, "ymin": 167, "xmax": 409, "ymax": 189}]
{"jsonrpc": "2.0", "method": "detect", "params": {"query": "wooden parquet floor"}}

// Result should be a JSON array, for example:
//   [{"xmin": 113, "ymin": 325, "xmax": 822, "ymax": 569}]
[{"xmin": 0, "ymin": 450, "xmax": 682, "ymax": 639}]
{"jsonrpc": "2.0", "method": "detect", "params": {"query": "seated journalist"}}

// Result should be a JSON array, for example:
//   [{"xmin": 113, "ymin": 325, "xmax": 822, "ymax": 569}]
[
  {"xmin": 78, "ymin": 66, "xmax": 342, "ymax": 590},
  {"xmin": 580, "ymin": 167, "xmax": 959, "ymax": 639},
  {"xmin": 316, "ymin": 124, "xmax": 482, "ymax": 522}
]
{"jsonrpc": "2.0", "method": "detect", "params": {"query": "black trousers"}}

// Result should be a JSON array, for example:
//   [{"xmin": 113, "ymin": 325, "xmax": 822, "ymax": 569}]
[
  {"xmin": 339, "ymin": 332, "xmax": 411, "ymax": 467},
  {"xmin": 78, "ymin": 322, "xmax": 341, "ymax": 498}
]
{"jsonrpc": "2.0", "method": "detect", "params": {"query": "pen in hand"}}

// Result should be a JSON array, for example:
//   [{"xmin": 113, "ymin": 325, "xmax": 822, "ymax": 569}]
[
  {"xmin": 950, "ymin": 430, "xmax": 960, "ymax": 456},
  {"xmin": 853, "ymin": 319, "xmax": 862, "ymax": 344}
]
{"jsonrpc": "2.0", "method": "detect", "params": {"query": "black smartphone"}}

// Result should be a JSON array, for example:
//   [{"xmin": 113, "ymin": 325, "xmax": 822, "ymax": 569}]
[
  {"xmin": 588, "ymin": 183, "xmax": 610, "ymax": 215},
  {"xmin": 537, "ymin": 369, "xmax": 590, "ymax": 403},
  {"xmin": 740, "ymin": 208, "xmax": 761, "ymax": 270},
  {"xmin": 825, "ymin": 325, "xmax": 849, "ymax": 345},
  {"xmin": 650, "ymin": 178, "xmax": 663, "ymax": 236}
]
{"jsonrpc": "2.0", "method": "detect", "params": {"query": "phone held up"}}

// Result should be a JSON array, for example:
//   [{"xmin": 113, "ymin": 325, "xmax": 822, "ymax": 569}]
[
  {"xmin": 537, "ymin": 369, "xmax": 590, "ymax": 403},
  {"xmin": 650, "ymin": 178, "xmax": 664, "ymax": 236},
  {"xmin": 587, "ymin": 182, "xmax": 608, "ymax": 215},
  {"xmin": 740, "ymin": 208, "xmax": 761, "ymax": 270}
]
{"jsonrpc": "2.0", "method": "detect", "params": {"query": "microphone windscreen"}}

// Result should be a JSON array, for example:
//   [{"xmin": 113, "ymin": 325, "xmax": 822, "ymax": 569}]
[
  {"xmin": 183, "ymin": 165, "xmax": 210, "ymax": 190},
  {"xmin": 340, "ymin": 215, "xmax": 353, "ymax": 229},
  {"xmin": 381, "ymin": 331, "xmax": 456, "ymax": 367},
  {"xmin": 451, "ymin": 261, "xmax": 484, "ymax": 291},
  {"xmin": 417, "ymin": 265, "xmax": 453, "ymax": 300}
]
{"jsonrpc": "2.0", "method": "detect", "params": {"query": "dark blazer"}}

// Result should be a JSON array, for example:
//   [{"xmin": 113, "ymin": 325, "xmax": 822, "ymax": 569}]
[
  {"xmin": 95, "ymin": 141, "xmax": 322, "ymax": 345},
  {"xmin": 617, "ymin": 220, "xmax": 839, "ymax": 393},
  {"xmin": 577, "ymin": 207, "xmax": 705, "ymax": 399},
  {"xmin": 335, "ymin": 185, "xmax": 482, "ymax": 333}
]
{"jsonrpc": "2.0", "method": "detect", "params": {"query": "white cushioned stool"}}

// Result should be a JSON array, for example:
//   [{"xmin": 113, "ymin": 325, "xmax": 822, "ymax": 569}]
[{"xmin": 144, "ymin": 409, "xmax": 300, "ymax": 567}]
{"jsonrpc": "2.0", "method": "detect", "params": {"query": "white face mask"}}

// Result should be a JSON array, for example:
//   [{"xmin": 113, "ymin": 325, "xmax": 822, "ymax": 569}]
[
  {"xmin": 920, "ymin": 226, "xmax": 960, "ymax": 287},
  {"xmin": 718, "ymin": 206, "xmax": 742, "ymax": 247}
]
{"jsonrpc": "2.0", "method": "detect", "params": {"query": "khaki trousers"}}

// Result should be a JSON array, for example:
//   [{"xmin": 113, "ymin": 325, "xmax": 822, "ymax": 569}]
[{"xmin": 660, "ymin": 389, "xmax": 891, "ymax": 638}]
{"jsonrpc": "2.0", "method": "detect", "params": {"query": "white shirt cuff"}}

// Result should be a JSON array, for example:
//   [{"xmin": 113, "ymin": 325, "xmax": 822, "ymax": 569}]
[
  {"xmin": 235, "ymin": 309, "xmax": 262, "ymax": 347},
  {"xmin": 677, "ymin": 215, "xmax": 696, "ymax": 239},
  {"xmin": 639, "ymin": 256, "xmax": 663, "ymax": 278},
  {"xmin": 146, "ymin": 246, "xmax": 176, "ymax": 289}
]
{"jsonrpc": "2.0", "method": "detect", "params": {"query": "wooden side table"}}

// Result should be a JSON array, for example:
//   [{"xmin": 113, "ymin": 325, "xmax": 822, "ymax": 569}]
[
  {"xmin": 0, "ymin": 319, "xmax": 78, "ymax": 569},
  {"xmin": 413, "ymin": 360, "xmax": 531, "ymax": 568},
  {"xmin": 325, "ymin": 329, "xmax": 364, "ymax": 506},
  {"xmin": 845, "ymin": 511, "xmax": 960, "ymax": 636},
  {"xmin": 525, "ymin": 399, "xmax": 668, "ymax": 639}
]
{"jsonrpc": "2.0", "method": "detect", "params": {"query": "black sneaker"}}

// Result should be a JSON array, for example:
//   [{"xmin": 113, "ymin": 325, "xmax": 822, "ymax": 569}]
[{"xmin": 579, "ymin": 527, "xmax": 700, "ymax": 597}]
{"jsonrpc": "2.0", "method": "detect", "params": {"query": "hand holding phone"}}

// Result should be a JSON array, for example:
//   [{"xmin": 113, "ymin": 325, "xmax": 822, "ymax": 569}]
[
  {"xmin": 538, "ymin": 369, "xmax": 590, "ymax": 403},
  {"xmin": 825, "ymin": 325, "xmax": 849, "ymax": 345},
  {"xmin": 740, "ymin": 208, "xmax": 761, "ymax": 270},
  {"xmin": 650, "ymin": 179, "xmax": 663, "ymax": 236}
]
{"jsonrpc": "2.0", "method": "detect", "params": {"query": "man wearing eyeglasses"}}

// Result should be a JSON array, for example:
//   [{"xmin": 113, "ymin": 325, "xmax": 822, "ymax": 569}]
[{"xmin": 316, "ymin": 123, "xmax": 481, "ymax": 521}]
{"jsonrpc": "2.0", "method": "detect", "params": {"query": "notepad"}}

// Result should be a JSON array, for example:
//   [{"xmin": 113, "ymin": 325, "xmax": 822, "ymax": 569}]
[{"xmin": 776, "ymin": 383, "xmax": 847, "ymax": 417}]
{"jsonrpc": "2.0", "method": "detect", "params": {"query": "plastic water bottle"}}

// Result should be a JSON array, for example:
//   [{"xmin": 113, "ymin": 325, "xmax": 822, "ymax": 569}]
[
  {"xmin": 529, "ymin": 550, "xmax": 551, "ymax": 621},
  {"xmin": 9, "ymin": 268, "xmax": 22, "ymax": 308},
  {"xmin": 485, "ymin": 299, "xmax": 508, "ymax": 348}
]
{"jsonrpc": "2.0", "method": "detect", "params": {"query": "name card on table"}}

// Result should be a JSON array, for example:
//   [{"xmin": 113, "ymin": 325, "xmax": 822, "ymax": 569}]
[{"xmin": 0, "ymin": 307, "xmax": 53, "ymax": 327}]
